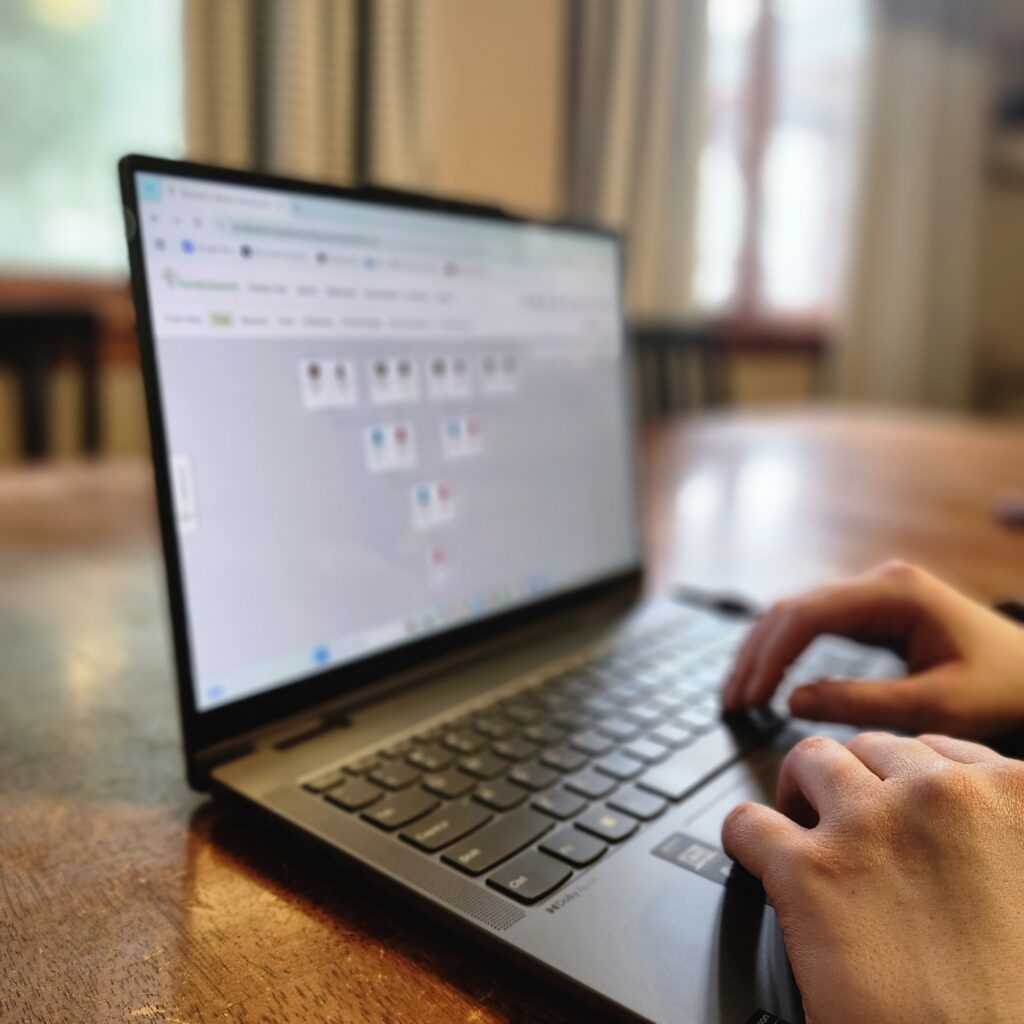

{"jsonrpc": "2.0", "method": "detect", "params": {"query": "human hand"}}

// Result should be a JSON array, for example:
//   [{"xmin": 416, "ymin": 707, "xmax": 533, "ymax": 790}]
[
  {"xmin": 722, "ymin": 561, "xmax": 1024, "ymax": 737},
  {"xmin": 723, "ymin": 731, "xmax": 1024, "ymax": 1024}
]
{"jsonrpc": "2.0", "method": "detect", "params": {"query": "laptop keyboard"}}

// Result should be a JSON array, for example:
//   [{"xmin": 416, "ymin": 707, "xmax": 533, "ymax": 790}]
[{"xmin": 301, "ymin": 615, "xmax": 777, "ymax": 906}]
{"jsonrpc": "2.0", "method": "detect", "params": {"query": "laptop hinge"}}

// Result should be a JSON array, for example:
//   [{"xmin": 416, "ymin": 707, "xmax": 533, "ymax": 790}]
[
  {"xmin": 265, "ymin": 707, "xmax": 353, "ymax": 750},
  {"xmin": 191, "ymin": 705, "xmax": 354, "ymax": 787}
]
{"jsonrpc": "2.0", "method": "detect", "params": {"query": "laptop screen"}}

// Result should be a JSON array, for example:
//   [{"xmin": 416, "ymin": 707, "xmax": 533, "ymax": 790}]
[{"xmin": 133, "ymin": 170, "xmax": 638, "ymax": 712}]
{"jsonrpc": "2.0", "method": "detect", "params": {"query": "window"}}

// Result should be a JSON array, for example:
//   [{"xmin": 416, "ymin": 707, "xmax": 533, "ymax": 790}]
[
  {"xmin": 694, "ymin": 0, "xmax": 869, "ymax": 317},
  {"xmin": 0, "ymin": 0, "xmax": 184, "ymax": 275}
]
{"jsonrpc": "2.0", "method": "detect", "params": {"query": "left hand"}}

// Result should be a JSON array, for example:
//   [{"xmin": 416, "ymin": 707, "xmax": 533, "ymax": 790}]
[{"xmin": 722, "ymin": 731, "xmax": 1024, "ymax": 1024}]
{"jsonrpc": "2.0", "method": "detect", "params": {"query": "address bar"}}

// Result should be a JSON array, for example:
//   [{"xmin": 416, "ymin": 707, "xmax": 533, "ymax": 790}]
[{"xmin": 228, "ymin": 219, "xmax": 380, "ymax": 249}]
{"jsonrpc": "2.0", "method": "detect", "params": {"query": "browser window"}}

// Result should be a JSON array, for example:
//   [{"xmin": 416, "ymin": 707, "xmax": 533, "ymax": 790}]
[{"xmin": 135, "ymin": 172, "xmax": 637, "ymax": 711}]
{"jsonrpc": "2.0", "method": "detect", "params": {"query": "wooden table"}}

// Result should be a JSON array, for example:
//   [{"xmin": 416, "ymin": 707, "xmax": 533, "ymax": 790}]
[{"xmin": 2, "ymin": 410, "xmax": 1021, "ymax": 1024}]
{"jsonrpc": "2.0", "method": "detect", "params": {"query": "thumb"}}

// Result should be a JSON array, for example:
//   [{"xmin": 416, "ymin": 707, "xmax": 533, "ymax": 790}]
[{"xmin": 788, "ymin": 673, "xmax": 945, "ymax": 731}]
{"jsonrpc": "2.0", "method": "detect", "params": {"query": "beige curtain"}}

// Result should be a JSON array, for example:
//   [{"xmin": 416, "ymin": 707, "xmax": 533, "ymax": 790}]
[
  {"xmin": 565, "ymin": 0, "xmax": 708, "ymax": 318},
  {"xmin": 837, "ymin": 0, "xmax": 993, "ymax": 408},
  {"xmin": 184, "ymin": 0, "xmax": 360, "ymax": 183}
]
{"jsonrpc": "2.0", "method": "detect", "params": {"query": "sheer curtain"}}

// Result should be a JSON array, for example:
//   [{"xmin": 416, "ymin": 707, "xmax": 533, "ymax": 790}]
[
  {"xmin": 184, "ymin": 0, "xmax": 372, "ymax": 184},
  {"xmin": 836, "ymin": 0, "xmax": 993, "ymax": 407},
  {"xmin": 565, "ymin": 0, "xmax": 708, "ymax": 318}
]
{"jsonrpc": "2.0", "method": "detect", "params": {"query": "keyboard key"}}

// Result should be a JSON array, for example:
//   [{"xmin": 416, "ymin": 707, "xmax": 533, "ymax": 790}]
[
  {"xmin": 303, "ymin": 766, "xmax": 347, "ymax": 793},
  {"xmin": 552, "ymin": 709, "xmax": 593, "ymax": 731},
  {"xmin": 345, "ymin": 754, "xmax": 381, "ymax": 776},
  {"xmin": 596, "ymin": 718, "xmax": 643, "ymax": 742},
  {"xmin": 508, "ymin": 761, "xmax": 560, "ymax": 791},
  {"xmin": 593, "ymin": 751, "xmax": 643, "ymax": 781},
  {"xmin": 540, "ymin": 745, "xmax": 589, "ymax": 772},
  {"xmin": 541, "ymin": 828, "xmax": 607, "ymax": 867},
  {"xmin": 487, "ymin": 850, "xmax": 572, "ymax": 904},
  {"xmin": 575, "ymin": 806, "xmax": 638, "ymax": 843},
  {"xmin": 474, "ymin": 715, "xmax": 516, "ymax": 739},
  {"xmin": 608, "ymin": 785, "xmax": 667, "ymax": 821},
  {"xmin": 473, "ymin": 779, "xmax": 528, "ymax": 811},
  {"xmin": 637, "ymin": 726, "xmax": 756, "ymax": 802},
  {"xmin": 565, "ymin": 768, "xmax": 617, "ymax": 799},
  {"xmin": 443, "ymin": 730, "xmax": 487, "ymax": 755},
  {"xmin": 459, "ymin": 752, "xmax": 508, "ymax": 779},
  {"xmin": 553, "ymin": 676, "xmax": 591, "ymax": 698},
  {"xmin": 649, "ymin": 693, "xmax": 685, "ymax": 712},
  {"xmin": 442, "ymin": 808, "xmax": 553, "ymax": 876},
  {"xmin": 501, "ymin": 701, "xmax": 543, "ymax": 725},
  {"xmin": 400, "ymin": 801, "xmax": 492, "ymax": 852},
  {"xmin": 581, "ymin": 694, "xmax": 619, "ymax": 717},
  {"xmin": 570, "ymin": 729, "xmax": 616, "ymax": 756},
  {"xmin": 493, "ymin": 736, "xmax": 538, "ymax": 762},
  {"xmin": 675, "ymin": 704, "xmax": 720, "ymax": 734},
  {"xmin": 324, "ymin": 777, "xmax": 384, "ymax": 811},
  {"xmin": 622, "ymin": 738, "xmax": 671, "ymax": 765},
  {"xmin": 649, "ymin": 722, "xmax": 694, "ymax": 748},
  {"xmin": 523, "ymin": 721, "xmax": 566, "ymax": 745},
  {"xmin": 532, "ymin": 786, "xmax": 587, "ymax": 820},
  {"xmin": 383, "ymin": 740, "xmax": 415, "ymax": 758},
  {"xmin": 369, "ymin": 761, "xmax": 421, "ymax": 790},
  {"xmin": 622, "ymin": 703, "xmax": 664, "ymax": 726},
  {"xmin": 362, "ymin": 787, "xmax": 439, "ymax": 830},
  {"xmin": 534, "ymin": 691, "xmax": 572, "ymax": 713},
  {"xmin": 408, "ymin": 744, "xmax": 456, "ymax": 772},
  {"xmin": 422, "ymin": 768, "xmax": 476, "ymax": 799},
  {"xmin": 604, "ymin": 681, "xmax": 647, "ymax": 701}
]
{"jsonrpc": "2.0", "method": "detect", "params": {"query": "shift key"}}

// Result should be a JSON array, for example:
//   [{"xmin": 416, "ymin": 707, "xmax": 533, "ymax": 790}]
[
  {"xmin": 401, "ymin": 801, "xmax": 493, "ymax": 852},
  {"xmin": 441, "ymin": 808, "xmax": 553, "ymax": 876}
]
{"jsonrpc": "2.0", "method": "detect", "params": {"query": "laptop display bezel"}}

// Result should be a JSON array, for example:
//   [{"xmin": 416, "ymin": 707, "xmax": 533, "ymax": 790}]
[{"xmin": 119, "ymin": 154, "xmax": 644, "ymax": 775}]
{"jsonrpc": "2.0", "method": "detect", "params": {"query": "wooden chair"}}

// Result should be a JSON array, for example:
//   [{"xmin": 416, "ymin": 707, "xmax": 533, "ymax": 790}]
[{"xmin": 0, "ymin": 309, "xmax": 101, "ymax": 459}]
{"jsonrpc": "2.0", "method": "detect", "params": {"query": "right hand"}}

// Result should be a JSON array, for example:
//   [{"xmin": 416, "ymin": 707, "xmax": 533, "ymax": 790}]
[
  {"xmin": 721, "ymin": 560, "xmax": 1024, "ymax": 738},
  {"xmin": 723, "ymin": 731, "xmax": 1024, "ymax": 1024}
]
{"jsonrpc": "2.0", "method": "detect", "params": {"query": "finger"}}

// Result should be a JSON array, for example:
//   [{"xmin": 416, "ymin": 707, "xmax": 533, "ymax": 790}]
[
  {"xmin": 788, "ymin": 671, "xmax": 947, "ymax": 731},
  {"xmin": 721, "ymin": 800, "xmax": 805, "ymax": 882},
  {"xmin": 722, "ymin": 615, "xmax": 771, "ymax": 709},
  {"xmin": 916, "ymin": 733, "xmax": 1005, "ymax": 765},
  {"xmin": 846, "ymin": 731, "xmax": 949, "ymax": 780},
  {"xmin": 735, "ymin": 574, "xmax": 925, "ymax": 709},
  {"xmin": 776, "ymin": 735, "xmax": 879, "ymax": 826}
]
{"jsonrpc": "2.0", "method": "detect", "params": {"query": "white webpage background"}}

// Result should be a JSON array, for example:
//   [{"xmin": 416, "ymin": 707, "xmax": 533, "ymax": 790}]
[{"xmin": 136, "ymin": 173, "xmax": 638, "ymax": 710}]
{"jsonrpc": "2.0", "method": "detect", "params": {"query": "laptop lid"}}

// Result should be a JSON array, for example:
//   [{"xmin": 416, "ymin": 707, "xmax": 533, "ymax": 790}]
[{"xmin": 119, "ymin": 156, "xmax": 641, "ymax": 780}]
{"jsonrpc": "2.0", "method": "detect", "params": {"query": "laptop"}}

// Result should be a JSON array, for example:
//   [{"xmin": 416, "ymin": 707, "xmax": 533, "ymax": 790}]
[{"xmin": 120, "ymin": 155, "xmax": 898, "ymax": 1024}]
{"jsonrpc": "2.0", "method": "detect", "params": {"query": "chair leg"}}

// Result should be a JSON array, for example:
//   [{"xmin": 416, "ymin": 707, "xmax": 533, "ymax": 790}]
[
  {"xmin": 18, "ymin": 349, "xmax": 49, "ymax": 459},
  {"xmin": 81, "ymin": 327, "xmax": 100, "ymax": 455}
]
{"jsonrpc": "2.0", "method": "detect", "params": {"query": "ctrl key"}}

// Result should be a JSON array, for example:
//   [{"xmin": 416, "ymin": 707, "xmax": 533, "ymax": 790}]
[{"xmin": 487, "ymin": 850, "xmax": 573, "ymax": 905}]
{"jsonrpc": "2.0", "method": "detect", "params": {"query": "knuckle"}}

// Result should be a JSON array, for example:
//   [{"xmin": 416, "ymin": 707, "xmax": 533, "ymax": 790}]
[
  {"xmin": 770, "ymin": 594, "xmax": 815, "ymax": 626},
  {"xmin": 792, "ymin": 734, "xmax": 836, "ymax": 758},
  {"xmin": 846, "ymin": 731, "xmax": 889, "ymax": 757},
  {"xmin": 913, "ymin": 766, "xmax": 986, "ymax": 813},
  {"xmin": 876, "ymin": 558, "xmax": 922, "ymax": 583},
  {"xmin": 993, "ymin": 764, "xmax": 1024, "ymax": 810}
]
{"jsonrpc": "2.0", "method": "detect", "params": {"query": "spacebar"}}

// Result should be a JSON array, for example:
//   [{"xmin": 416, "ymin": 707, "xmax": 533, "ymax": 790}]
[{"xmin": 637, "ymin": 727, "xmax": 760, "ymax": 802}]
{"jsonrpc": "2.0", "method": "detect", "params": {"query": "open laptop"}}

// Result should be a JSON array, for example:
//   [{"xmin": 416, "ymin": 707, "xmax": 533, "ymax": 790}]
[{"xmin": 120, "ymin": 155, "xmax": 898, "ymax": 1024}]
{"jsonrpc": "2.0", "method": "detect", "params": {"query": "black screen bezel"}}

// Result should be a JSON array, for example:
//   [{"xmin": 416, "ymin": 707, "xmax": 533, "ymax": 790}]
[{"xmin": 118, "ymin": 154, "xmax": 643, "ymax": 770}]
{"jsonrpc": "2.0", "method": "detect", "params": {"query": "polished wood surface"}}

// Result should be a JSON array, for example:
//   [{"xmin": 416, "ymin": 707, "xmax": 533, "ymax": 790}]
[{"xmin": 2, "ymin": 410, "xmax": 1021, "ymax": 1024}]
